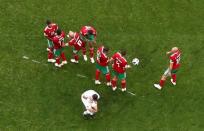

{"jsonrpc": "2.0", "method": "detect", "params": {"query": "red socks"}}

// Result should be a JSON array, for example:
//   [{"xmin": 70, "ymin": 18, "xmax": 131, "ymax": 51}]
[
  {"xmin": 159, "ymin": 79, "xmax": 165, "ymax": 87},
  {"xmin": 89, "ymin": 47, "xmax": 94, "ymax": 58},
  {"xmin": 74, "ymin": 54, "xmax": 79, "ymax": 61},
  {"xmin": 56, "ymin": 57, "xmax": 60, "ymax": 64},
  {"xmin": 95, "ymin": 70, "xmax": 100, "ymax": 80},
  {"xmin": 171, "ymin": 74, "xmax": 176, "ymax": 82},
  {"xmin": 48, "ymin": 52, "xmax": 53, "ymax": 59},
  {"xmin": 82, "ymin": 48, "xmax": 86, "ymax": 55},
  {"xmin": 61, "ymin": 52, "xmax": 66, "ymax": 61},
  {"xmin": 121, "ymin": 80, "xmax": 126, "ymax": 89},
  {"xmin": 105, "ymin": 73, "xmax": 111, "ymax": 82},
  {"xmin": 111, "ymin": 79, "xmax": 117, "ymax": 87}
]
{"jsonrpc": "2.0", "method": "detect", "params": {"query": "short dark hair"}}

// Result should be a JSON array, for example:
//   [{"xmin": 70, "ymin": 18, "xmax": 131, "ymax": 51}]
[
  {"xmin": 121, "ymin": 50, "xmax": 126, "ymax": 56},
  {"xmin": 92, "ymin": 94, "xmax": 98, "ymax": 101},
  {"xmin": 46, "ymin": 20, "xmax": 51, "ymax": 25},
  {"xmin": 56, "ymin": 29, "xmax": 61, "ymax": 35},
  {"xmin": 103, "ymin": 47, "xmax": 109, "ymax": 53},
  {"xmin": 88, "ymin": 30, "xmax": 93, "ymax": 35}
]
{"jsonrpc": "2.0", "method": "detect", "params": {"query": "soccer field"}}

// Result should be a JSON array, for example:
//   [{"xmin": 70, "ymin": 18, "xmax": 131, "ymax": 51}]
[{"xmin": 0, "ymin": 0, "xmax": 204, "ymax": 130}]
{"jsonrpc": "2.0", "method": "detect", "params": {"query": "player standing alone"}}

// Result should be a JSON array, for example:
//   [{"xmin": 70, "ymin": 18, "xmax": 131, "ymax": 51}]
[
  {"xmin": 81, "ymin": 90, "xmax": 100, "ymax": 119},
  {"xmin": 110, "ymin": 50, "xmax": 131, "ymax": 92},
  {"xmin": 95, "ymin": 45, "xmax": 111, "ymax": 86},
  {"xmin": 154, "ymin": 47, "xmax": 181, "ymax": 90},
  {"xmin": 43, "ymin": 20, "xmax": 58, "ymax": 63},
  {"xmin": 52, "ymin": 29, "xmax": 67, "ymax": 67}
]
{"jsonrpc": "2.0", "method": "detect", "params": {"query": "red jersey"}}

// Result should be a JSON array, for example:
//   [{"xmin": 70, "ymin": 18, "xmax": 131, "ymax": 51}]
[
  {"xmin": 96, "ymin": 46, "xmax": 109, "ymax": 66},
  {"xmin": 68, "ymin": 32, "xmax": 86, "ymax": 50},
  {"xmin": 80, "ymin": 26, "xmax": 97, "ymax": 37},
  {"xmin": 112, "ymin": 52, "xmax": 128, "ymax": 73},
  {"xmin": 170, "ymin": 50, "xmax": 181, "ymax": 69},
  {"xmin": 44, "ymin": 23, "xmax": 58, "ymax": 40},
  {"xmin": 52, "ymin": 31, "xmax": 65, "ymax": 49}
]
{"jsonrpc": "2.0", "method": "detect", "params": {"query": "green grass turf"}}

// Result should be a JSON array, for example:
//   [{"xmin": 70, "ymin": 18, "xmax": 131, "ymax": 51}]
[{"xmin": 0, "ymin": 0, "xmax": 204, "ymax": 130}]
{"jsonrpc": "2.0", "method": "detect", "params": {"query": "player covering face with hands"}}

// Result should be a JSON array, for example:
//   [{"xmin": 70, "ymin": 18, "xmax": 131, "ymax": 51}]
[
  {"xmin": 154, "ymin": 47, "xmax": 181, "ymax": 90},
  {"xmin": 81, "ymin": 90, "xmax": 100, "ymax": 119}
]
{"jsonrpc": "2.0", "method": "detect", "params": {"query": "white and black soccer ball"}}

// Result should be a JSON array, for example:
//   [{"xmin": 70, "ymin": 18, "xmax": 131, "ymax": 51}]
[{"xmin": 132, "ymin": 58, "xmax": 139, "ymax": 65}]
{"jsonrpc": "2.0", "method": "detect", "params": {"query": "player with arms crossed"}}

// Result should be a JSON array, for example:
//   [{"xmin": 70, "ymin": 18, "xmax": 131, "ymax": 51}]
[
  {"xmin": 52, "ymin": 29, "xmax": 67, "ymax": 67},
  {"xmin": 154, "ymin": 47, "xmax": 181, "ymax": 90},
  {"xmin": 95, "ymin": 45, "xmax": 111, "ymax": 86},
  {"xmin": 43, "ymin": 20, "xmax": 58, "ymax": 63},
  {"xmin": 67, "ymin": 26, "xmax": 96, "ymax": 63},
  {"xmin": 110, "ymin": 50, "xmax": 131, "ymax": 92},
  {"xmin": 81, "ymin": 90, "xmax": 100, "ymax": 119}
]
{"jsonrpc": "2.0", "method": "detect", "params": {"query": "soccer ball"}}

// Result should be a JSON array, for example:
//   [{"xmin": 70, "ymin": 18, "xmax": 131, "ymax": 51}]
[{"xmin": 132, "ymin": 58, "xmax": 139, "ymax": 65}]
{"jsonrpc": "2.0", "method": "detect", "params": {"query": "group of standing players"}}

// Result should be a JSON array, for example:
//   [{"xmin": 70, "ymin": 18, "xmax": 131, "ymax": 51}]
[
  {"xmin": 43, "ymin": 20, "xmax": 131, "ymax": 92},
  {"xmin": 43, "ymin": 19, "xmax": 182, "ymax": 118}
]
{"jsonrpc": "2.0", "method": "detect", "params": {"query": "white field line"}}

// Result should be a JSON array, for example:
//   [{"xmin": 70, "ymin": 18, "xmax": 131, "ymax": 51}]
[
  {"xmin": 92, "ymin": 79, "xmax": 136, "ymax": 96},
  {"xmin": 22, "ymin": 56, "xmax": 88, "ymax": 78},
  {"xmin": 119, "ymin": 88, "xmax": 136, "ymax": 96},
  {"xmin": 22, "ymin": 56, "xmax": 29, "ymax": 59},
  {"xmin": 22, "ymin": 56, "xmax": 136, "ymax": 96},
  {"xmin": 31, "ymin": 60, "xmax": 41, "ymax": 64},
  {"xmin": 76, "ymin": 74, "xmax": 88, "ymax": 78}
]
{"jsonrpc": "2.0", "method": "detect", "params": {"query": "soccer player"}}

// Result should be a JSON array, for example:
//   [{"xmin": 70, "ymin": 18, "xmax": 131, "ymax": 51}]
[
  {"xmin": 67, "ymin": 31, "xmax": 86, "ymax": 63},
  {"xmin": 80, "ymin": 26, "xmax": 97, "ymax": 63},
  {"xmin": 52, "ymin": 29, "xmax": 67, "ymax": 67},
  {"xmin": 95, "ymin": 46, "xmax": 111, "ymax": 86},
  {"xmin": 154, "ymin": 47, "xmax": 181, "ymax": 90},
  {"xmin": 81, "ymin": 90, "xmax": 100, "ymax": 119},
  {"xmin": 43, "ymin": 20, "xmax": 58, "ymax": 63},
  {"xmin": 110, "ymin": 50, "xmax": 131, "ymax": 92}
]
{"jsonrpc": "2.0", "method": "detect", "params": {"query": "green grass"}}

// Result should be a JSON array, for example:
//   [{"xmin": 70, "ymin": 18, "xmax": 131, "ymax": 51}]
[{"xmin": 0, "ymin": 0, "xmax": 204, "ymax": 130}]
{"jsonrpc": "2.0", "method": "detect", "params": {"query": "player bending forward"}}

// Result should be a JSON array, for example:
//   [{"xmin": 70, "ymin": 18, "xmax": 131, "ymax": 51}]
[
  {"xmin": 110, "ymin": 50, "xmax": 131, "ymax": 92},
  {"xmin": 52, "ymin": 29, "xmax": 67, "ymax": 67},
  {"xmin": 154, "ymin": 47, "xmax": 181, "ymax": 90},
  {"xmin": 67, "ymin": 26, "xmax": 96, "ymax": 63},
  {"xmin": 95, "ymin": 46, "xmax": 111, "ymax": 86},
  {"xmin": 80, "ymin": 26, "xmax": 97, "ymax": 63},
  {"xmin": 81, "ymin": 90, "xmax": 100, "ymax": 119},
  {"xmin": 43, "ymin": 20, "xmax": 58, "ymax": 63}
]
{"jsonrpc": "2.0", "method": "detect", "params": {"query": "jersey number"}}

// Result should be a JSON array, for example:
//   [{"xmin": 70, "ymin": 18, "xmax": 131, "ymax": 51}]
[
  {"xmin": 176, "ymin": 55, "xmax": 181, "ymax": 64},
  {"xmin": 76, "ymin": 39, "xmax": 82, "ymax": 46},
  {"xmin": 116, "ymin": 60, "xmax": 121, "ymax": 67}
]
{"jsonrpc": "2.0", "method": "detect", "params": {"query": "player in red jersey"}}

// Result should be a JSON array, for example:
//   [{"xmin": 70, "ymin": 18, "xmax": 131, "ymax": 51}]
[
  {"xmin": 154, "ymin": 47, "xmax": 181, "ymax": 90},
  {"xmin": 52, "ymin": 29, "xmax": 67, "ymax": 67},
  {"xmin": 80, "ymin": 26, "xmax": 97, "ymax": 63},
  {"xmin": 95, "ymin": 45, "xmax": 111, "ymax": 86},
  {"xmin": 43, "ymin": 20, "xmax": 58, "ymax": 63},
  {"xmin": 110, "ymin": 50, "xmax": 131, "ymax": 92},
  {"xmin": 67, "ymin": 31, "xmax": 86, "ymax": 63}
]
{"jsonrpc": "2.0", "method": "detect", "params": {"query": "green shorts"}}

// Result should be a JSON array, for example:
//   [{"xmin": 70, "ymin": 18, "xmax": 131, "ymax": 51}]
[
  {"xmin": 112, "ymin": 70, "xmax": 126, "ymax": 80},
  {"xmin": 171, "ymin": 69, "xmax": 178, "ymax": 74},
  {"xmin": 96, "ymin": 63, "xmax": 109, "ymax": 74},
  {"xmin": 47, "ymin": 39, "xmax": 54, "ymax": 48},
  {"xmin": 54, "ymin": 48, "xmax": 63, "ymax": 57}
]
